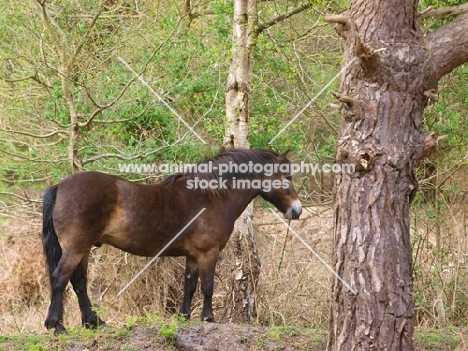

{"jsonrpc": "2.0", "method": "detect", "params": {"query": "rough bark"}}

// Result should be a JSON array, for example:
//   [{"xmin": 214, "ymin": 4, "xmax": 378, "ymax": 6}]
[
  {"xmin": 327, "ymin": 1, "xmax": 468, "ymax": 350},
  {"xmin": 223, "ymin": 0, "xmax": 260, "ymax": 323}
]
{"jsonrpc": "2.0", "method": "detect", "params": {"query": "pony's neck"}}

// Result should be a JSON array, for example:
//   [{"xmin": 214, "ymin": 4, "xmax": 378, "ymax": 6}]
[
  {"xmin": 224, "ymin": 187, "xmax": 261, "ymax": 219},
  {"xmin": 160, "ymin": 176, "xmax": 262, "ymax": 219}
]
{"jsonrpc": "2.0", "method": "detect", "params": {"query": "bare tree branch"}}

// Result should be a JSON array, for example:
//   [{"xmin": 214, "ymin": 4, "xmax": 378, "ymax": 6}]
[
  {"xmin": 0, "ymin": 175, "xmax": 51, "ymax": 184},
  {"xmin": 0, "ymin": 128, "xmax": 65, "ymax": 139},
  {"xmin": 0, "ymin": 192, "xmax": 42, "ymax": 204},
  {"xmin": 0, "ymin": 136, "xmax": 66, "ymax": 147},
  {"xmin": 324, "ymin": 14, "xmax": 349, "ymax": 25},
  {"xmin": 77, "ymin": 108, "xmax": 103, "ymax": 128},
  {"xmin": 419, "ymin": 3, "xmax": 468, "ymax": 20},
  {"xmin": 79, "ymin": 73, "xmax": 139, "ymax": 128},
  {"xmin": 0, "ymin": 149, "xmax": 68, "ymax": 163},
  {"xmin": 69, "ymin": 1, "xmax": 103, "ymax": 67},
  {"xmin": 35, "ymin": 0, "xmax": 65, "ymax": 54},
  {"xmin": 81, "ymin": 143, "xmax": 177, "ymax": 165},
  {"xmin": 257, "ymin": 3, "xmax": 313, "ymax": 34},
  {"xmin": 182, "ymin": 0, "xmax": 215, "ymax": 23},
  {"xmin": 426, "ymin": 12, "xmax": 468, "ymax": 85},
  {"xmin": 83, "ymin": 74, "xmax": 136, "ymax": 110},
  {"xmin": 93, "ymin": 102, "xmax": 154, "ymax": 124},
  {"xmin": 0, "ymin": 74, "xmax": 35, "ymax": 83}
]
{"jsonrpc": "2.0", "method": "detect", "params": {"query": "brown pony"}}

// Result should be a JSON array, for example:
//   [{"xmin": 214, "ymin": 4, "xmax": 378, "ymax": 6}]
[{"xmin": 42, "ymin": 148, "xmax": 302, "ymax": 334}]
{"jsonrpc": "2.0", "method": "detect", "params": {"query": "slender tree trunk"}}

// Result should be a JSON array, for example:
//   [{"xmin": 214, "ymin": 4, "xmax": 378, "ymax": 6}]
[
  {"xmin": 223, "ymin": 0, "xmax": 260, "ymax": 323},
  {"xmin": 326, "ymin": 1, "xmax": 468, "ymax": 349},
  {"xmin": 434, "ymin": 153, "xmax": 447, "ymax": 326},
  {"xmin": 221, "ymin": 0, "xmax": 316, "ymax": 322},
  {"xmin": 61, "ymin": 65, "xmax": 80, "ymax": 174},
  {"xmin": 38, "ymin": 0, "xmax": 84, "ymax": 173},
  {"xmin": 224, "ymin": 0, "xmax": 257, "ymax": 149}
]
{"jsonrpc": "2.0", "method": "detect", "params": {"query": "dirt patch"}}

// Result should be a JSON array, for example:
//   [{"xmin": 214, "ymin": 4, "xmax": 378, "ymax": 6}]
[
  {"xmin": 65, "ymin": 327, "xmax": 169, "ymax": 351},
  {"xmin": 175, "ymin": 323, "xmax": 326, "ymax": 351},
  {"xmin": 78, "ymin": 324, "xmax": 325, "ymax": 351}
]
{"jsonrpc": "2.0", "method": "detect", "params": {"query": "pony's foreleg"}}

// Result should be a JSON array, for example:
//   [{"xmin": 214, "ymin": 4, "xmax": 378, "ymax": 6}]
[
  {"xmin": 70, "ymin": 253, "xmax": 106, "ymax": 329},
  {"xmin": 198, "ymin": 248, "xmax": 219, "ymax": 322},
  {"xmin": 179, "ymin": 255, "xmax": 199, "ymax": 319},
  {"xmin": 45, "ymin": 252, "xmax": 83, "ymax": 334}
]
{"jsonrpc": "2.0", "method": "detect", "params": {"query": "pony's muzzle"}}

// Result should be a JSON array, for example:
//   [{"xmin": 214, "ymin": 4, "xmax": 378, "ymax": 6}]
[{"xmin": 284, "ymin": 200, "xmax": 302, "ymax": 219}]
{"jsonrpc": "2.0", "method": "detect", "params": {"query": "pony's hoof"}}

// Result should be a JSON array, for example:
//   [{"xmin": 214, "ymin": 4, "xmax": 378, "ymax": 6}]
[
  {"xmin": 178, "ymin": 313, "xmax": 190, "ymax": 321},
  {"xmin": 54, "ymin": 324, "xmax": 68, "ymax": 335},
  {"xmin": 202, "ymin": 316, "xmax": 215, "ymax": 323},
  {"xmin": 84, "ymin": 319, "xmax": 106, "ymax": 329}
]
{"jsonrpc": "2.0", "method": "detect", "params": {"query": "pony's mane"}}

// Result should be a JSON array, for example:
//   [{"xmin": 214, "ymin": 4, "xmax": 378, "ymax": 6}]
[{"xmin": 161, "ymin": 148, "xmax": 287, "ymax": 193}]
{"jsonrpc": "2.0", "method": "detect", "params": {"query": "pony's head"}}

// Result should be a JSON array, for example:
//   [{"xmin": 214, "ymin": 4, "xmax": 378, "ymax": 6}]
[
  {"xmin": 258, "ymin": 150, "xmax": 302, "ymax": 219},
  {"xmin": 162, "ymin": 148, "xmax": 303, "ymax": 219}
]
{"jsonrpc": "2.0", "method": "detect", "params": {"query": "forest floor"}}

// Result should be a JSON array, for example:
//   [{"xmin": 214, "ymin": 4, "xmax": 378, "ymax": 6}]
[{"xmin": 0, "ymin": 319, "xmax": 467, "ymax": 351}]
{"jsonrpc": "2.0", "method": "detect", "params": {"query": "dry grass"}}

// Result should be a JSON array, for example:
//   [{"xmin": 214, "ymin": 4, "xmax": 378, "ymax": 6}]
[
  {"xmin": 252, "ymin": 205, "xmax": 334, "ymax": 328},
  {"xmin": 0, "ymin": 192, "xmax": 467, "ymax": 335},
  {"xmin": 0, "ymin": 219, "xmax": 48, "ymax": 333},
  {"xmin": 411, "ymin": 201, "xmax": 468, "ymax": 327}
]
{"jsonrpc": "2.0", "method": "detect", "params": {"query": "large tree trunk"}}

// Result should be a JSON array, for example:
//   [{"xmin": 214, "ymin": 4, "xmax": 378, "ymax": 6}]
[
  {"xmin": 326, "ymin": 1, "xmax": 468, "ymax": 350},
  {"xmin": 222, "ymin": 0, "xmax": 260, "ymax": 323}
]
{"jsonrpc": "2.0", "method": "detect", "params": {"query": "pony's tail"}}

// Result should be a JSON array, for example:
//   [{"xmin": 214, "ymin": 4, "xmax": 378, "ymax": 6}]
[{"xmin": 42, "ymin": 185, "xmax": 62, "ymax": 280}]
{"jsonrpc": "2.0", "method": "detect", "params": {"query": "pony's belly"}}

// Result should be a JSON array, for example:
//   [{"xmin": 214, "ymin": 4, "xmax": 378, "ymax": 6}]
[{"xmin": 99, "ymin": 230, "xmax": 188, "ymax": 257}]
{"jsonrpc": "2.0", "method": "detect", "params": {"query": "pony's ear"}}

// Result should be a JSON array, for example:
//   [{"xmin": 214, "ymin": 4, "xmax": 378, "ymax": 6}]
[{"xmin": 279, "ymin": 149, "xmax": 290, "ymax": 160}]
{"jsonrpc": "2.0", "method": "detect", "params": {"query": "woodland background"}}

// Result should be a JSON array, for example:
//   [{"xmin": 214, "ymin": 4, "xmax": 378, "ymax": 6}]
[{"xmin": 0, "ymin": 0, "xmax": 467, "ymax": 335}]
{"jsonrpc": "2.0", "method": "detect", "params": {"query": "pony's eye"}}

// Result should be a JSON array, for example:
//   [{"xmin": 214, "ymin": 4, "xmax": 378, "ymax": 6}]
[{"xmin": 286, "ymin": 175, "xmax": 292, "ymax": 181}]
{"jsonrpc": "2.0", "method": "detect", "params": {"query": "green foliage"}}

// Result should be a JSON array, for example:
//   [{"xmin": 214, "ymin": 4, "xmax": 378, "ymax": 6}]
[
  {"xmin": 124, "ymin": 315, "xmax": 141, "ymax": 330},
  {"xmin": 274, "ymin": 325, "xmax": 300, "ymax": 337},
  {"xmin": 421, "ymin": 0, "xmax": 466, "ymax": 8},
  {"xmin": 62, "ymin": 325, "xmax": 100, "ymax": 341},
  {"xmin": 27, "ymin": 345, "xmax": 47, "ymax": 351},
  {"xmin": 158, "ymin": 320, "xmax": 178, "ymax": 339},
  {"xmin": 267, "ymin": 330, "xmax": 280, "ymax": 340},
  {"xmin": 251, "ymin": 25, "xmax": 342, "ymax": 155},
  {"xmin": 0, "ymin": 0, "xmax": 347, "ymax": 192}
]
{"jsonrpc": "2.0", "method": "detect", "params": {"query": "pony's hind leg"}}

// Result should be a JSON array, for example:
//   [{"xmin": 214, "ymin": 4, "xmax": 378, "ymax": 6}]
[
  {"xmin": 70, "ymin": 253, "xmax": 106, "ymax": 329},
  {"xmin": 45, "ymin": 251, "xmax": 85, "ymax": 334},
  {"xmin": 179, "ymin": 255, "xmax": 199, "ymax": 319}
]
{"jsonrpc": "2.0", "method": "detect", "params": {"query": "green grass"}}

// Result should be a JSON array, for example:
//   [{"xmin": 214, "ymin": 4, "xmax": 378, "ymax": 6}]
[
  {"xmin": 0, "ymin": 325, "xmax": 134, "ymax": 351},
  {"xmin": 415, "ymin": 328, "xmax": 462, "ymax": 350},
  {"xmin": 0, "ymin": 334, "xmax": 50, "ymax": 351}
]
